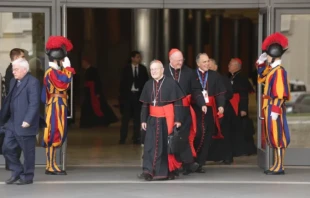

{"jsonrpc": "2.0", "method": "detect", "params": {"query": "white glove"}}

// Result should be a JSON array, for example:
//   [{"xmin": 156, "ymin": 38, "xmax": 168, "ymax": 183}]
[
  {"xmin": 257, "ymin": 52, "xmax": 267, "ymax": 64},
  {"xmin": 62, "ymin": 57, "xmax": 71, "ymax": 68},
  {"xmin": 270, "ymin": 112, "xmax": 279, "ymax": 120},
  {"xmin": 21, "ymin": 121, "xmax": 30, "ymax": 128}
]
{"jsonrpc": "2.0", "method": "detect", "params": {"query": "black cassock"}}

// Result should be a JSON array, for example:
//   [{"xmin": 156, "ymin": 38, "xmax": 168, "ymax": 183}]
[
  {"xmin": 140, "ymin": 76, "xmax": 185, "ymax": 179},
  {"xmin": 164, "ymin": 64, "xmax": 205, "ymax": 164},
  {"xmin": 229, "ymin": 70, "xmax": 256, "ymax": 156},
  {"xmin": 80, "ymin": 67, "xmax": 118, "ymax": 128},
  {"xmin": 207, "ymin": 74, "xmax": 235, "ymax": 162},
  {"xmin": 191, "ymin": 69, "xmax": 226, "ymax": 166}
]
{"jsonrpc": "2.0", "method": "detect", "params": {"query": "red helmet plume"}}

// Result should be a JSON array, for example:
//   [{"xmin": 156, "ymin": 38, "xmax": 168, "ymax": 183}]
[
  {"xmin": 262, "ymin": 32, "xmax": 288, "ymax": 51},
  {"xmin": 46, "ymin": 36, "xmax": 73, "ymax": 52}
]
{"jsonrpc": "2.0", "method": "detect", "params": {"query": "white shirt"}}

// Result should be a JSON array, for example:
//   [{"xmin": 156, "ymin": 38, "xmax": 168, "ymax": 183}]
[{"xmin": 198, "ymin": 68, "xmax": 205, "ymax": 73}]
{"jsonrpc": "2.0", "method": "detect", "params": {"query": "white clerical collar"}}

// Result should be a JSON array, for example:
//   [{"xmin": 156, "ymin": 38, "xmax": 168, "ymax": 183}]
[
  {"xmin": 155, "ymin": 75, "xmax": 164, "ymax": 82},
  {"xmin": 198, "ymin": 68, "xmax": 206, "ymax": 73},
  {"xmin": 270, "ymin": 59, "xmax": 281, "ymax": 68},
  {"xmin": 49, "ymin": 62, "xmax": 61, "ymax": 70}
]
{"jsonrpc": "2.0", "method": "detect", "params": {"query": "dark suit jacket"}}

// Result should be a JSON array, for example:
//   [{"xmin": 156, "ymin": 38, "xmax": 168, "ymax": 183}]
[
  {"xmin": 119, "ymin": 64, "xmax": 149, "ymax": 101},
  {"xmin": 0, "ymin": 73, "xmax": 40, "ymax": 136},
  {"xmin": 4, "ymin": 63, "xmax": 13, "ymax": 95}
]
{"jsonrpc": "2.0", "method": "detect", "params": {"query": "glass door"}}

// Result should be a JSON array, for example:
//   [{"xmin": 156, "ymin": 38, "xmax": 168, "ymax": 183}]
[
  {"xmin": 274, "ymin": 9, "xmax": 310, "ymax": 166},
  {"xmin": 0, "ymin": 7, "xmax": 51, "ymax": 165}
]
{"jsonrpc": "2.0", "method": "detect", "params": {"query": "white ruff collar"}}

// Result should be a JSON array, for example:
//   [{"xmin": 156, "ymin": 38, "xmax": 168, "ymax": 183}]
[
  {"xmin": 49, "ymin": 62, "xmax": 61, "ymax": 70},
  {"xmin": 270, "ymin": 59, "xmax": 281, "ymax": 68}
]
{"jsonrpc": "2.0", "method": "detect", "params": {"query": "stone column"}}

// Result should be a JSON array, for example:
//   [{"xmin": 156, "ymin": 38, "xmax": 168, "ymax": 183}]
[
  {"xmin": 163, "ymin": 9, "xmax": 170, "ymax": 64},
  {"xmin": 194, "ymin": 10, "xmax": 203, "ymax": 58},
  {"xmin": 231, "ymin": 15, "xmax": 242, "ymax": 58},
  {"xmin": 154, "ymin": 9, "xmax": 160, "ymax": 59},
  {"xmin": 178, "ymin": 9, "xmax": 186, "ymax": 54},
  {"xmin": 211, "ymin": 11, "xmax": 222, "ymax": 69},
  {"xmin": 132, "ymin": 9, "xmax": 155, "ymax": 70},
  {"xmin": 83, "ymin": 8, "xmax": 96, "ymax": 64}
]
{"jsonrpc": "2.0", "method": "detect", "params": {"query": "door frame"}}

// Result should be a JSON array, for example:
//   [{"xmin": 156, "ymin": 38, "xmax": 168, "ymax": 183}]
[{"xmin": 257, "ymin": 4, "xmax": 280, "ymax": 170}]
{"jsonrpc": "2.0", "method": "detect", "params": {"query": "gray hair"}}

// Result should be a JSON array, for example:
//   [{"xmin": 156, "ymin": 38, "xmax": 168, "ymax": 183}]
[
  {"xmin": 12, "ymin": 58, "xmax": 30, "ymax": 72},
  {"xmin": 196, "ymin": 53, "xmax": 208, "ymax": 63}
]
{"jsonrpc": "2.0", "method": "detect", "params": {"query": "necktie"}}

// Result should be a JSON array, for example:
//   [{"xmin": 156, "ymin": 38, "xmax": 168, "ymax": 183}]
[
  {"xmin": 17, "ymin": 80, "xmax": 21, "ymax": 87},
  {"xmin": 134, "ymin": 66, "xmax": 139, "ymax": 89}
]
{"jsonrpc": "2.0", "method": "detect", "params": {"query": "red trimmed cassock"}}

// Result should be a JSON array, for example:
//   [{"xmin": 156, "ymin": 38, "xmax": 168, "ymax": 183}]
[
  {"xmin": 257, "ymin": 32, "xmax": 290, "ymax": 175},
  {"xmin": 192, "ymin": 68, "xmax": 226, "ymax": 171},
  {"xmin": 139, "ymin": 75, "xmax": 185, "ymax": 181},
  {"xmin": 164, "ymin": 48, "xmax": 206, "ymax": 174},
  {"xmin": 207, "ymin": 73, "xmax": 235, "ymax": 164},
  {"xmin": 229, "ymin": 58, "xmax": 256, "ymax": 156},
  {"xmin": 80, "ymin": 64, "xmax": 118, "ymax": 128}
]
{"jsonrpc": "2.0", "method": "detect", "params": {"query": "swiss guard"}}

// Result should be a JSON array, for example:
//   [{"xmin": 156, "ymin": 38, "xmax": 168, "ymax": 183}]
[
  {"xmin": 256, "ymin": 32, "xmax": 290, "ymax": 175},
  {"xmin": 42, "ymin": 36, "xmax": 75, "ymax": 175}
]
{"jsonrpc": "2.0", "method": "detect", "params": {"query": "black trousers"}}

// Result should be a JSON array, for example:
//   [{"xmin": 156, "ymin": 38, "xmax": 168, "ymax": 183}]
[
  {"xmin": 119, "ymin": 92, "xmax": 141, "ymax": 142},
  {"xmin": 5, "ymin": 149, "xmax": 21, "ymax": 170},
  {"xmin": 1, "ymin": 131, "xmax": 21, "ymax": 170}
]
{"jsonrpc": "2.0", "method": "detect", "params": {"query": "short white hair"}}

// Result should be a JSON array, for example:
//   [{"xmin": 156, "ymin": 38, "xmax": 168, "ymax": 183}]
[
  {"xmin": 12, "ymin": 58, "xmax": 30, "ymax": 72},
  {"xmin": 150, "ymin": 60, "xmax": 163, "ymax": 68}
]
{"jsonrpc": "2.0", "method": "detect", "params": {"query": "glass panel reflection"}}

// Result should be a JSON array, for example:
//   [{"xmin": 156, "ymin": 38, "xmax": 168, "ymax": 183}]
[
  {"xmin": 0, "ymin": 12, "xmax": 46, "ymax": 147},
  {"xmin": 280, "ymin": 14, "xmax": 310, "ymax": 148},
  {"xmin": 0, "ymin": 12, "xmax": 45, "ymax": 88}
]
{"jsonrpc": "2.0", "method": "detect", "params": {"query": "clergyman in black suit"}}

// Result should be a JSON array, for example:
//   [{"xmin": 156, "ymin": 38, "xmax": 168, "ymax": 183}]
[
  {"xmin": 3, "ymin": 48, "xmax": 25, "ymax": 171},
  {"xmin": 1, "ymin": 58, "xmax": 40, "ymax": 185},
  {"xmin": 119, "ymin": 51, "xmax": 149, "ymax": 144}
]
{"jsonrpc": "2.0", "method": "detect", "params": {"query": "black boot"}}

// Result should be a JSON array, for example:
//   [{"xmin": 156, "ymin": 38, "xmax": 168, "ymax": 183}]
[{"xmin": 183, "ymin": 162, "xmax": 199, "ymax": 175}]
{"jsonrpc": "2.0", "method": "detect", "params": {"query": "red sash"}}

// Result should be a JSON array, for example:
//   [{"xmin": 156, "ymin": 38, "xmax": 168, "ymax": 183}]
[
  {"xmin": 229, "ymin": 93, "xmax": 240, "ymax": 116},
  {"xmin": 182, "ymin": 95, "xmax": 197, "ymax": 157},
  {"xmin": 206, "ymin": 96, "xmax": 224, "ymax": 139},
  {"xmin": 149, "ymin": 104, "xmax": 182, "ymax": 172},
  {"xmin": 85, "ymin": 81, "xmax": 104, "ymax": 117}
]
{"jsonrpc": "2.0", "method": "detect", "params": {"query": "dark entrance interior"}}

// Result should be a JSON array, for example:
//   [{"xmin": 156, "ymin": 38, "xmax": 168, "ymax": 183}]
[{"xmin": 66, "ymin": 8, "xmax": 259, "ymax": 166}]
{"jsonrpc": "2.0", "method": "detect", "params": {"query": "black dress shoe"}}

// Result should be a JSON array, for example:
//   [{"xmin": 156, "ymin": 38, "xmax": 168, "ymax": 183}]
[
  {"xmin": 144, "ymin": 174, "xmax": 153, "ymax": 181},
  {"xmin": 168, "ymin": 173, "xmax": 175, "ymax": 180},
  {"xmin": 45, "ymin": 170, "xmax": 67, "ymax": 175},
  {"xmin": 172, "ymin": 170, "xmax": 179, "ymax": 177},
  {"xmin": 183, "ymin": 162, "xmax": 199, "ymax": 175},
  {"xmin": 137, "ymin": 173, "xmax": 145, "ymax": 179},
  {"xmin": 221, "ymin": 159, "xmax": 233, "ymax": 165},
  {"xmin": 264, "ymin": 170, "xmax": 285, "ymax": 175},
  {"xmin": 16, "ymin": 180, "xmax": 33, "ymax": 185},
  {"xmin": 195, "ymin": 166, "xmax": 205, "ymax": 173},
  {"xmin": 5, "ymin": 177, "xmax": 20, "ymax": 184}
]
